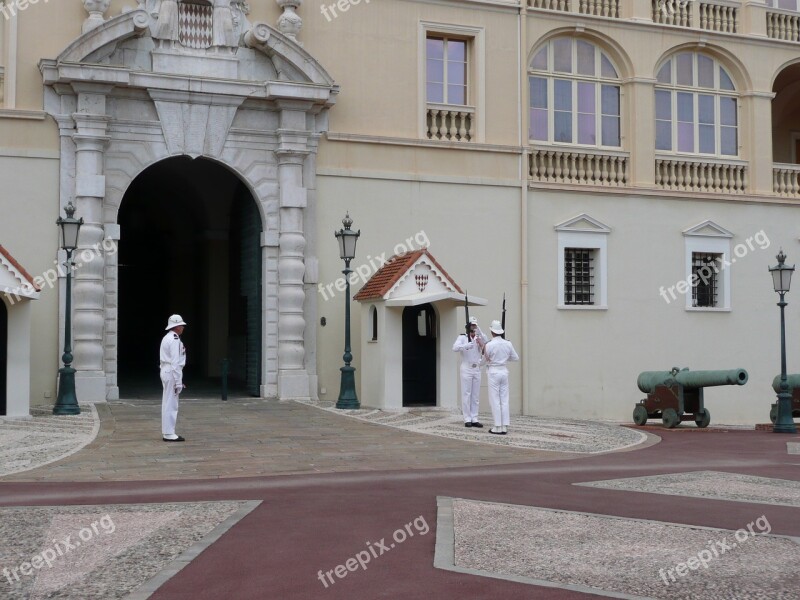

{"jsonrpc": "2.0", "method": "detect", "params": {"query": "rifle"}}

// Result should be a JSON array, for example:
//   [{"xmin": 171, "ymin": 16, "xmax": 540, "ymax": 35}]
[
  {"xmin": 464, "ymin": 291, "xmax": 470, "ymax": 338},
  {"xmin": 501, "ymin": 293, "xmax": 506, "ymax": 339}
]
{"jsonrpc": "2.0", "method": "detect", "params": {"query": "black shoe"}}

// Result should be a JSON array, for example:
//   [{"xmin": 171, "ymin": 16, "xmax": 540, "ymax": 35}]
[
  {"xmin": 471, "ymin": 422, "xmax": 483, "ymax": 428},
  {"xmin": 163, "ymin": 436, "xmax": 185, "ymax": 442},
  {"xmin": 464, "ymin": 422, "xmax": 473, "ymax": 428},
  {"xmin": 489, "ymin": 428, "xmax": 506, "ymax": 435}
]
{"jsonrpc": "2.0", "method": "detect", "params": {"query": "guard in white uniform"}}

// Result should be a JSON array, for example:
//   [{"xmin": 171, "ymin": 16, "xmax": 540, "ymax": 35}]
[
  {"xmin": 483, "ymin": 320, "xmax": 519, "ymax": 435},
  {"xmin": 160, "ymin": 314, "xmax": 187, "ymax": 442},
  {"xmin": 452, "ymin": 317, "xmax": 488, "ymax": 428}
]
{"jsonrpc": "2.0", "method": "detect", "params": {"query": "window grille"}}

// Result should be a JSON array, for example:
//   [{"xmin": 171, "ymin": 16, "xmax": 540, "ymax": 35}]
[
  {"xmin": 692, "ymin": 252, "xmax": 720, "ymax": 307},
  {"xmin": 564, "ymin": 248, "xmax": 595, "ymax": 305}
]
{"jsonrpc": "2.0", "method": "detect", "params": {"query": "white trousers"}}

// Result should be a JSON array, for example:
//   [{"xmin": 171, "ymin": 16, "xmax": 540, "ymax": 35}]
[
  {"xmin": 488, "ymin": 367, "xmax": 510, "ymax": 427},
  {"xmin": 460, "ymin": 365, "xmax": 481, "ymax": 422},
  {"xmin": 161, "ymin": 368, "xmax": 180, "ymax": 436}
]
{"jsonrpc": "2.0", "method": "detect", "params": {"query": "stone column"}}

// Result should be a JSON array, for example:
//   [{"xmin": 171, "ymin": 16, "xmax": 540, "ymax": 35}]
[
  {"xmin": 276, "ymin": 102, "xmax": 312, "ymax": 399},
  {"xmin": 71, "ymin": 84, "xmax": 111, "ymax": 402},
  {"xmin": 743, "ymin": 92, "xmax": 776, "ymax": 195},
  {"xmin": 627, "ymin": 78, "xmax": 657, "ymax": 188}
]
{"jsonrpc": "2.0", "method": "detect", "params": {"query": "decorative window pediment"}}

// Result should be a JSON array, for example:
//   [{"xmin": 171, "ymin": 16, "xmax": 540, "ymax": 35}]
[
  {"xmin": 683, "ymin": 220, "xmax": 734, "ymax": 238},
  {"xmin": 554, "ymin": 213, "xmax": 612, "ymax": 233}
]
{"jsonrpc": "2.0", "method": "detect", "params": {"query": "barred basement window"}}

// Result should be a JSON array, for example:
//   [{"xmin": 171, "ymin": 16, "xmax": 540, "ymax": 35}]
[
  {"xmin": 564, "ymin": 248, "xmax": 595, "ymax": 305},
  {"xmin": 692, "ymin": 252, "xmax": 721, "ymax": 307}
]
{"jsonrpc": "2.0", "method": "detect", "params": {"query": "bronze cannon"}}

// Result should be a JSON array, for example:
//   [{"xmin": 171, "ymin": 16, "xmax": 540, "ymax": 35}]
[
  {"xmin": 633, "ymin": 367, "xmax": 748, "ymax": 428},
  {"xmin": 769, "ymin": 375, "xmax": 800, "ymax": 423}
]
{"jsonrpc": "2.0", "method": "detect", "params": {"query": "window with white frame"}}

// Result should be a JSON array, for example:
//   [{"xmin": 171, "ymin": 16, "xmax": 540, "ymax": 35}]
[
  {"xmin": 529, "ymin": 38, "xmax": 621, "ymax": 148},
  {"xmin": 426, "ymin": 36, "xmax": 468, "ymax": 106},
  {"xmin": 556, "ymin": 214, "xmax": 610, "ymax": 309},
  {"xmin": 683, "ymin": 221, "xmax": 732, "ymax": 311},
  {"xmin": 655, "ymin": 52, "xmax": 738, "ymax": 156}
]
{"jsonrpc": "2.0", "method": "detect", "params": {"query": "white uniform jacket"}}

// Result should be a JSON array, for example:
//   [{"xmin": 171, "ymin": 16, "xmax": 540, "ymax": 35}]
[
  {"xmin": 160, "ymin": 331, "xmax": 186, "ymax": 386},
  {"xmin": 484, "ymin": 337, "xmax": 519, "ymax": 368},
  {"xmin": 452, "ymin": 331, "xmax": 488, "ymax": 368}
]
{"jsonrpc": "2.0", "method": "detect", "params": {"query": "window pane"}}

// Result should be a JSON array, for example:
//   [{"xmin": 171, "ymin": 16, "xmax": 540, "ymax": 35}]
[
  {"xmin": 697, "ymin": 54, "xmax": 714, "ymax": 88},
  {"xmin": 427, "ymin": 82, "xmax": 443, "ymax": 103},
  {"xmin": 698, "ymin": 94, "xmax": 714, "ymax": 125},
  {"xmin": 553, "ymin": 38, "xmax": 572, "ymax": 73},
  {"xmin": 677, "ymin": 92, "xmax": 693, "ymax": 121},
  {"xmin": 554, "ymin": 111, "xmax": 572, "ymax": 142},
  {"xmin": 601, "ymin": 54, "xmax": 617, "ymax": 78},
  {"xmin": 656, "ymin": 61, "xmax": 671, "ymax": 84},
  {"xmin": 530, "ymin": 77, "xmax": 547, "ymax": 109},
  {"xmin": 447, "ymin": 85, "xmax": 466, "ymax": 105},
  {"xmin": 720, "ymin": 96, "xmax": 737, "ymax": 126},
  {"xmin": 655, "ymin": 90, "xmax": 671, "ymax": 119},
  {"xmin": 530, "ymin": 108, "xmax": 548, "ymax": 140},
  {"xmin": 427, "ymin": 38, "xmax": 444, "ymax": 60},
  {"xmin": 578, "ymin": 114, "xmax": 596, "ymax": 145},
  {"xmin": 448, "ymin": 61, "xmax": 466, "ymax": 86},
  {"xmin": 578, "ymin": 82, "xmax": 595, "ymax": 113},
  {"xmin": 427, "ymin": 59, "xmax": 444, "ymax": 84},
  {"xmin": 699, "ymin": 124, "xmax": 715, "ymax": 154},
  {"xmin": 678, "ymin": 122, "xmax": 694, "ymax": 152},
  {"xmin": 601, "ymin": 85, "xmax": 619, "ymax": 116},
  {"xmin": 676, "ymin": 53, "xmax": 693, "ymax": 86},
  {"xmin": 721, "ymin": 126, "xmax": 737, "ymax": 155},
  {"xmin": 602, "ymin": 116, "xmax": 620, "ymax": 147},
  {"xmin": 656, "ymin": 120, "xmax": 672, "ymax": 150},
  {"xmin": 719, "ymin": 67, "xmax": 735, "ymax": 91},
  {"xmin": 554, "ymin": 79, "xmax": 572, "ymax": 111},
  {"xmin": 577, "ymin": 40, "xmax": 595, "ymax": 76},
  {"xmin": 447, "ymin": 40, "xmax": 466, "ymax": 62},
  {"xmin": 531, "ymin": 46, "xmax": 548, "ymax": 70}
]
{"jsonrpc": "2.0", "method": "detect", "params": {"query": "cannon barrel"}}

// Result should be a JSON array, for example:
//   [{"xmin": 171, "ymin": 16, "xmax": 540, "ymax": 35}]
[
  {"xmin": 771, "ymin": 374, "xmax": 800, "ymax": 393},
  {"xmin": 638, "ymin": 368, "xmax": 748, "ymax": 394}
]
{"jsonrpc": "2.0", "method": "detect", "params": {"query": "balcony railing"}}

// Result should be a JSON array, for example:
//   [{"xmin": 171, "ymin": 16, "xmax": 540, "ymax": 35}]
[
  {"xmin": 767, "ymin": 9, "xmax": 800, "ymax": 41},
  {"xmin": 579, "ymin": 0, "xmax": 620, "ymax": 17},
  {"xmin": 773, "ymin": 163, "xmax": 800, "ymax": 197},
  {"xmin": 529, "ymin": 147, "xmax": 629, "ymax": 186},
  {"xmin": 699, "ymin": 1, "xmax": 738, "ymax": 33},
  {"xmin": 528, "ymin": 0, "xmax": 570, "ymax": 11},
  {"xmin": 653, "ymin": 0, "xmax": 692, "ymax": 26},
  {"xmin": 655, "ymin": 156, "xmax": 748, "ymax": 193},
  {"xmin": 426, "ymin": 104, "xmax": 475, "ymax": 142}
]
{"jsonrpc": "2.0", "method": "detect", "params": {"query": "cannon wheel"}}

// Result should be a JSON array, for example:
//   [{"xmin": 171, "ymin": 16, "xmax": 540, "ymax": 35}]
[
  {"xmin": 662, "ymin": 408, "xmax": 679, "ymax": 429},
  {"xmin": 695, "ymin": 409, "xmax": 711, "ymax": 428},
  {"xmin": 770, "ymin": 404, "xmax": 777, "ymax": 424},
  {"xmin": 633, "ymin": 405, "xmax": 648, "ymax": 426}
]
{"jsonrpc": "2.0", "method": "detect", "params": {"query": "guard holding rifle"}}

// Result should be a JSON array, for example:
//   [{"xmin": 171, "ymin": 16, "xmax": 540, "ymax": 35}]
[{"xmin": 452, "ymin": 315, "xmax": 488, "ymax": 428}]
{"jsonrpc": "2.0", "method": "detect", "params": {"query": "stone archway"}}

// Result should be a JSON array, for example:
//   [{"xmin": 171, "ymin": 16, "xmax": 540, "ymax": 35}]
[{"xmin": 41, "ymin": 5, "xmax": 338, "ymax": 402}]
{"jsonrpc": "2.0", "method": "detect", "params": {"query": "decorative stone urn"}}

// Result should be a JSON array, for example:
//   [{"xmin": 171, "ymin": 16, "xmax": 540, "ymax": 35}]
[
  {"xmin": 276, "ymin": 0, "xmax": 303, "ymax": 43},
  {"xmin": 82, "ymin": 0, "xmax": 112, "ymax": 33}
]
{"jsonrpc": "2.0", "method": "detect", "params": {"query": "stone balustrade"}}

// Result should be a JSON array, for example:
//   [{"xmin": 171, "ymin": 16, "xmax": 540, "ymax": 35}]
[
  {"xmin": 655, "ymin": 156, "xmax": 748, "ymax": 193},
  {"xmin": 426, "ymin": 104, "xmax": 475, "ymax": 142},
  {"xmin": 773, "ymin": 163, "xmax": 800, "ymax": 197},
  {"xmin": 699, "ymin": 1, "xmax": 738, "ymax": 33},
  {"xmin": 529, "ymin": 147, "xmax": 629, "ymax": 186},
  {"xmin": 767, "ymin": 8, "xmax": 800, "ymax": 41}
]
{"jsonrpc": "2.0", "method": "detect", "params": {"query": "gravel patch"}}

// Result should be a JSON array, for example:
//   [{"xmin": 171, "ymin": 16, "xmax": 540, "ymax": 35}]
[
  {"xmin": 577, "ymin": 471, "xmax": 800, "ymax": 507},
  {"xmin": 448, "ymin": 498, "xmax": 800, "ymax": 599},
  {"xmin": 788, "ymin": 443, "xmax": 800, "ymax": 455}
]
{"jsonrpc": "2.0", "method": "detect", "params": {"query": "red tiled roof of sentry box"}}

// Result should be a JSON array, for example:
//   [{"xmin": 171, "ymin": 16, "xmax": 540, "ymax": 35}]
[
  {"xmin": 353, "ymin": 249, "xmax": 463, "ymax": 301},
  {"xmin": 0, "ymin": 245, "xmax": 41, "ymax": 291}
]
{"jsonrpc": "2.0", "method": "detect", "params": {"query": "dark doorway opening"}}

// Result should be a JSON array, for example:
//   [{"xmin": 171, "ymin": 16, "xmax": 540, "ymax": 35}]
[
  {"xmin": 117, "ymin": 156, "xmax": 262, "ymax": 398},
  {"xmin": 402, "ymin": 303, "xmax": 437, "ymax": 407},
  {"xmin": 0, "ymin": 299, "xmax": 7, "ymax": 415}
]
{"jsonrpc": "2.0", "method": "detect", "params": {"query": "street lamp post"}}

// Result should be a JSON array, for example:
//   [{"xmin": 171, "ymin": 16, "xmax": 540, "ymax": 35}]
[
  {"xmin": 769, "ymin": 249, "xmax": 797, "ymax": 434},
  {"xmin": 334, "ymin": 213, "xmax": 360, "ymax": 409},
  {"xmin": 53, "ymin": 201, "xmax": 83, "ymax": 415}
]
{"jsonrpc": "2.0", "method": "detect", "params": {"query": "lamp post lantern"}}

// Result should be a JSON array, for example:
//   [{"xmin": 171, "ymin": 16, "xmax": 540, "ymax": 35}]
[
  {"xmin": 53, "ymin": 201, "xmax": 83, "ymax": 415},
  {"xmin": 769, "ymin": 249, "xmax": 797, "ymax": 433},
  {"xmin": 334, "ymin": 212, "xmax": 360, "ymax": 409}
]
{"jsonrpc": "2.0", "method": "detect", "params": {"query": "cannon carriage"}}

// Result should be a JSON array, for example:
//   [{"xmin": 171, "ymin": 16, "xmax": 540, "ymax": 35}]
[
  {"xmin": 769, "ymin": 375, "xmax": 800, "ymax": 423},
  {"xmin": 633, "ymin": 367, "xmax": 748, "ymax": 428}
]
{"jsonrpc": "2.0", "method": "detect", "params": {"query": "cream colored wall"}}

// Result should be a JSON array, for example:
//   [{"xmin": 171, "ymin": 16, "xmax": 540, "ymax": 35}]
[
  {"xmin": 529, "ymin": 189, "xmax": 797, "ymax": 424},
  {"xmin": 0, "ymin": 153, "xmax": 60, "ymax": 408}
]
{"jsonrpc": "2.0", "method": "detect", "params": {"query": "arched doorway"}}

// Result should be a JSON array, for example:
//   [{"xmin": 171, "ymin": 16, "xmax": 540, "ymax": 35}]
[
  {"xmin": 117, "ymin": 156, "xmax": 262, "ymax": 398},
  {"xmin": 402, "ymin": 303, "xmax": 437, "ymax": 407},
  {"xmin": 0, "ymin": 298, "xmax": 7, "ymax": 415}
]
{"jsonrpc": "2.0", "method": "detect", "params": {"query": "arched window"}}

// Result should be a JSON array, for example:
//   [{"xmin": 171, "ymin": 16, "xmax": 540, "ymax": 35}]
[
  {"xmin": 528, "ymin": 38, "xmax": 621, "ymax": 148},
  {"xmin": 370, "ymin": 305, "xmax": 378, "ymax": 341},
  {"xmin": 655, "ymin": 52, "xmax": 738, "ymax": 156}
]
